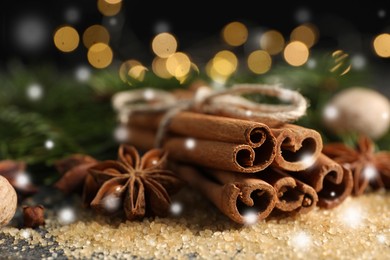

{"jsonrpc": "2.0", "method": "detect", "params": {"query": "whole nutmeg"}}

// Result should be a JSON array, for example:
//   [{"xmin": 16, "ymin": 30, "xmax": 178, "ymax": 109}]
[
  {"xmin": 323, "ymin": 87, "xmax": 390, "ymax": 139},
  {"xmin": 0, "ymin": 175, "xmax": 18, "ymax": 226}
]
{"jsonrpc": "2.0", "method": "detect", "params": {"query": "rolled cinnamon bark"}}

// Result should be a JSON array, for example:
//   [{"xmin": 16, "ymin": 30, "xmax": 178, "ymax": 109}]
[
  {"xmin": 128, "ymin": 111, "xmax": 275, "ymax": 148},
  {"xmin": 127, "ymin": 126, "xmax": 276, "ymax": 173},
  {"xmin": 288, "ymin": 154, "xmax": 353, "ymax": 209},
  {"xmin": 260, "ymin": 168, "xmax": 318, "ymax": 214},
  {"xmin": 172, "ymin": 164, "xmax": 276, "ymax": 224},
  {"xmin": 271, "ymin": 124, "xmax": 323, "ymax": 172}
]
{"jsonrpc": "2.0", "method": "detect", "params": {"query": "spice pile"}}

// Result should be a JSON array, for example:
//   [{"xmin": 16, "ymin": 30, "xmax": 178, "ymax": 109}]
[{"xmin": 117, "ymin": 85, "xmax": 355, "ymax": 224}]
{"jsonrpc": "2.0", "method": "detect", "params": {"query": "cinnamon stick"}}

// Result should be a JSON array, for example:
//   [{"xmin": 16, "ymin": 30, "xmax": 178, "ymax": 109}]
[
  {"xmin": 128, "ymin": 111, "xmax": 275, "ymax": 148},
  {"xmin": 271, "ymin": 124, "xmax": 323, "ymax": 172},
  {"xmin": 260, "ymin": 168, "xmax": 318, "ymax": 214},
  {"xmin": 288, "ymin": 153, "xmax": 353, "ymax": 209},
  {"xmin": 127, "ymin": 126, "xmax": 276, "ymax": 173},
  {"xmin": 172, "ymin": 164, "xmax": 276, "ymax": 224}
]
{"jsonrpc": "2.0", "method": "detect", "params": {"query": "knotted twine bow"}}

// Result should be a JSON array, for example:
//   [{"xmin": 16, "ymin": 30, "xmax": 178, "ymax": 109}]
[{"xmin": 112, "ymin": 84, "xmax": 308, "ymax": 148}]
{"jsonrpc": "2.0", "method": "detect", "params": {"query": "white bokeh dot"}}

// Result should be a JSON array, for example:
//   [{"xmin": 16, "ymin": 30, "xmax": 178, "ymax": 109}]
[
  {"xmin": 154, "ymin": 20, "xmax": 171, "ymax": 34},
  {"xmin": 351, "ymin": 54, "xmax": 366, "ymax": 70},
  {"xmin": 323, "ymin": 105, "xmax": 339, "ymax": 121},
  {"xmin": 13, "ymin": 14, "xmax": 49, "ymax": 52},
  {"xmin": 15, "ymin": 172, "xmax": 31, "ymax": 188},
  {"xmin": 307, "ymin": 59, "xmax": 316, "ymax": 69},
  {"xmin": 114, "ymin": 125, "xmax": 129, "ymax": 143},
  {"xmin": 185, "ymin": 138, "xmax": 196, "ymax": 150},
  {"xmin": 144, "ymin": 89, "xmax": 155, "ymax": 100},
  {"xmin": 58, "ymin": 207, "xmax": 76, "ymax": 225},
  {"xmin": 363, "ymin": 164, "xmax": 378, "ymax": 181},
  {"xmin": 45, "ymin": 140, "xmax": 55, "ymax": 150},
  {"xmin": 290, "ymin": 231, "xmax": 312, "ymax": 251},
  {"xmin": 378, "ymin": 9, "xmax": 386, "ymax": 18},
  {"xmin": 243, "ymin": 210, "xmax": 258, "ymax": 225},
  {"xmin": 170, "ymin": 202, "xmax": 183, "ymax": 215},
  {"xmin": 74, "ymin": 66, "xmax": 91, "ymax": 82},
  {"xmin": 294, "ymin": 7, "xmax": 311, "ymax": 23},
  {"xmin": 64, "ymin": 6, "xmax": 80, "ymax": 23},
  {"xmin": 26, "ymin": 83, "xmax": 43, "ymax": 101}
]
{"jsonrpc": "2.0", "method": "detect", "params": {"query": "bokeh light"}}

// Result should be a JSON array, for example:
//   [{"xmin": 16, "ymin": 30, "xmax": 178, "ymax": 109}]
[
  {"xmin": 154, "ymin": 20, "xmax": 171, "ymax": 34},
  {"xmin": 339, "ymin": 203, "xmax": 364, "ymax": 228},
  {"xmin": 26, "ymin": 83, "xmax": 44, "ymax": 101},
  {"xmin": 54, "ymin": 26, "xmax": 80, "ymax": 52},
  {"xmin": 58, "ymin": 207, "xmax": 76, "ymax": 225},
  {"xmin": 243, "ymin": 210, "xmax": 258, "ymax": 225},
  {"xmin": 119, "ymin": 60, "xmax": 146, "ymax": 82},
  {"xmin": 15, "ymin": 172, "xmax": 31, "ymax": 188},
  {"xmin": 351, "ymin": 54, "xmax": 366, "ymax": 70},
  {"xmin": 212, "ymin": 50, "xmax": 238, "ymax": 77},
  {"xmin": 152, "ymin": 57, "xmax": 172, "ymax": 79},
  {"xmin": 294, "ymin": 7, "xmax": 311, "ymax": 23},
  {"xmin": 45, "ymin": 139, "xmax": 55, "ymax": 150},
  {"xmin": 83, "ymin": 25, "xmax": 110, "ymax": 48},
  {"xmin": 74, "ymin": 65, "xmax": 91, "ymax": 82},
  {"xmin": 87, "ymin": 43, "xmax": 113, "ymax": 69},
  {"xmin": 289, "ymin": 231, "xmax": 312, "ymax": 251},
  {"xmin": 13, "ymin": 14, "xmax": 49, "ymax": 52},
  {"xmin": 185, "ymin": 138, "xmax": 196, "ymax": 150},
  {"xmin": 373, "ymin": 33, "xmax": 390, "ymax": 58},
  {"xmin": 170, "ymin": 202, "xmax": 183, "ymax": 215},
  {"xmin": 166, "ymin": 52, "xmax": 191, "ymax": 78},
  {"xmin": 97, "ymin": 0, "xmax": 122, "ymax": 16},
  {"xmin": 128, "ymin": 65, "xmax": 147, "ymax": 81},
  {"xmin": 64, "ymin": 6, "xmax": 80, "ymax": 23},
  {"xmin": 114, "ymin": 125, "xmax": 129, "ymax": 142},
  {"xmin": 260, "ymin": 30, "xmax": 285, "ymax": 55},
  {"xmin": 152, "ymin": 32, "xmax": 177, "ymax": 58},
  {"xmin": 283, "ymin": 41, "xmax": 309, "ymax": 66},
  {"xmin": 330, "ymin": 50, "xmax": 351, "ymax": 76},
  {"xmin": 290, "ymin": 23, "xmax": 318, "ymax": 48},
  {"xmin": 247, "ymin": 50, "xmax": 272, "ymax": 74},
  {"xmin": 222, "ymin": 21, "xmax": 248, "ymax": 47}
]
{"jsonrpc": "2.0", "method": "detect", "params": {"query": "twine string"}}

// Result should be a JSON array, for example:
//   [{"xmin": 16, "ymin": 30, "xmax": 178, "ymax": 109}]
[{"xmin": 111, "ymin": 84, "xmax": 308, "ymax": 148}]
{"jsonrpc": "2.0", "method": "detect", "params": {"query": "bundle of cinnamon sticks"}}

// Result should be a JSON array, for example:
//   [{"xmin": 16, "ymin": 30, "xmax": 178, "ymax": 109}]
[{"xmin": 121, "ymin": 88, "xmax": 353, "ymax": 224}]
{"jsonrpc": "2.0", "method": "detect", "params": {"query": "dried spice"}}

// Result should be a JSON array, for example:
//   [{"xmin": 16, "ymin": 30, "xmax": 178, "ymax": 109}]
[
  {"xmin": 0, "ymin": 176, "xmax": 18, "ymax": 227},
  {"xmin": 83, "ymin": 145, "xmax": 182, "ymax": 220},
  {"xmin": 23, "ymin": 205, "xmax": 45, "ymax": 228},
  {"xmin": 0, "ymin": 160, "xmax": 38, "ymax": 195},
  {"xmin": 323, "ymin": 135, "xmax": 390, "ymax": 195},
  {"xmin": 53, "ymin": 154, "xmax": 98, "ymax": 194}
]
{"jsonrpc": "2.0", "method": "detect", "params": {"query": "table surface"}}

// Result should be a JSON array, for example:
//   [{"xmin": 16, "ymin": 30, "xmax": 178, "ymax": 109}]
[{"xmin": 1, "ymin": 187, "xmax": 390, "ymax": 259}]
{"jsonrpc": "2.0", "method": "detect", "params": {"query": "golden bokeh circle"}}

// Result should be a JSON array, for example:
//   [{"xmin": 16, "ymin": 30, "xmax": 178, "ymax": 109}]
[
  {"xmin": 222, "ymin": 21, "xmax": 248, "ymax": 47},
  {"xmin": 119, "ymin": 60, "xmax": 142, "ymax": 82},
  {"xmin": 152, "ymin": 33, "xmax": 177, "ymax": 58},
  {"xmin": 373, "ymin": 33, "xmax": 390, "ymax": 58},
  {"xmin": 166, "ymin": 52, "xmax": 191, "ymax": 78},
  {"xmin": 290, "ymin": 24, "xmax": 318, "ymax": 48},
  {"xmin": 83, "ymin": 25, "xmax": 110, "ymax": 48},
  {"xmin": 97, "ymin": 0, "xmax": 122, "ymax": 16},
  {"xmin": 87, "ymin": 43, "xmax": 113, "ymax": 69},
  {"xmin": 283, "ymin": 41, "xmax": 309, "ymax": 66},
  {"xmin": 53, "ymin": 26, "xmax": 80, "ymax": 52},
  {"xmin": 260, "ymin": 30, "xmax": 285, "ymax": 55},
  {"xmin": 152, "ymin": 57, "xmax": 172, "ymax": 79},
  {"xmin": 247, "ymin": 50, "xmax": 272, "ymax": 74}
]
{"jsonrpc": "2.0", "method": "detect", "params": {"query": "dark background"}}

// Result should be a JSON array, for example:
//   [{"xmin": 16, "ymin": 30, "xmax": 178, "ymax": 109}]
[{"xmin": 1, "ymin": 1, "xmax": 390, "ymax": 68}]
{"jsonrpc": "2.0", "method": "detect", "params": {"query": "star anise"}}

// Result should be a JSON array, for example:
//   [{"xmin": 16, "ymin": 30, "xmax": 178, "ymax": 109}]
[
  {"xmin": 53, "ymin": 154, "xmax": 98, "ymax": 194},
  {"xmin": 83, "ymin": 145, "xmax": 182, "ymax": 220},
  {"xmin": 323, "ymin": 135, "xmax": 390, "ymax": 196}
]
